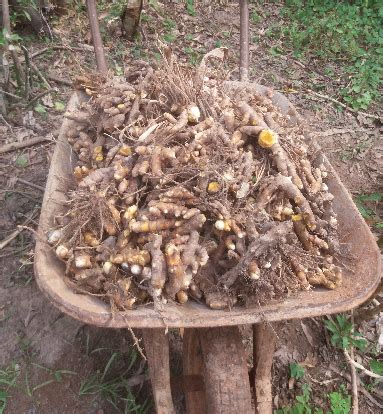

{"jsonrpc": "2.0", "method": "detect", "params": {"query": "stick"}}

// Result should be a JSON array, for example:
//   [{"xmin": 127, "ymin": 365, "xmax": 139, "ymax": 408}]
[
  {"xmin": 253, "ymin": 323, "xmax": 276, "ymax": 414},
  {"xmin": 350, "ymin": 345, "xmax": 359, "ymax": 414},
  {"xmin": 86, "ymin": 0, "xmax": 108, "ymax": 74},
  {"xmin": 0, "ymin": 136, "xmax": 51, "ymax": 154},
  {"xmin": 16, "ymin": 177, "xmax": 45, "ymax": 191},
  {"xmin": 26, "ymin": 89, "xmax": 56, "ymax": 108},
  {"xmin": 306, "ymin": 89, "xmax": 382, "ymax": 122},
  {"xmin": 30, "ymin": 46, "xmax": 92, "ymax": 59},
  {"xmin": 239, "ymin": 0, "xmax": 249, "ymax": 81},
  {"xmin": 30, "ymin": 61, "xmax": 51, "ymax": 89},
  {"xmin": 344, "ymin": 349, "xmax": 383, "ymax": 380},
  {"xmin": 329, "ymin": 364, "xmax": 383, "ymax": 410},
  {"xmin": 21, "ymin": 45, "xmax": 31, "ymax": 99},
  {"xmin": 349, "ymin": 312, "xmax": 359, "ymax": 414},
  {"xmin": 0, "ymin": 210, "xmax": 37, "ymax": 250},
  {"xmin": 0, "ymin": 89, "xmax": 22, "ymax": 100},
  {"xmin": 220, "ymin": 221, "xmax": 293, "ymax": 287},
  {"xmin": 47, "ymin": 74, "xmax": 72, "ymax": 86}
]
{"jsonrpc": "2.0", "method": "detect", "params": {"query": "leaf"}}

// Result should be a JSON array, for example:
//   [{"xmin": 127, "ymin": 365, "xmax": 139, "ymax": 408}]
[
  {"xmin": 290, "ymin": 363, "xmax": 305, "ymax": 379},
  {"xmin": 23, "ymin": 10, "xmax": 31, "ymax": 21},
  {"xmin": 54, "ymin": 371, "xmax": 63, "ymax": 382},
  {"xmin": 15, "ymin": 154, "xmax": 28, "ymax": 168},
  {"xmin": 54, "ymin": 101, "xmax": 66, "ymax": 112},
  {"xmin": 370, "ymin": 360, "xmax": 383, "ymax": 375},
  {"xmin": 34, "ymin": 104, "xmax": 47, "ymax": 114}
]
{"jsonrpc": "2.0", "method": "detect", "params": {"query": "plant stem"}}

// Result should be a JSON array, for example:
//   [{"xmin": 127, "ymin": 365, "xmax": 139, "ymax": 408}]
[{"xmin": 2, "ymin": 0, "xmax": 24, "ymax": 89}]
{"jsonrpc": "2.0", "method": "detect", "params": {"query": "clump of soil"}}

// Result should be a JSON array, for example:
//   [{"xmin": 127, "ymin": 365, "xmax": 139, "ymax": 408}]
[{"xmin": 47, "ymin": 50, "xmax": 342, "ymax": 310}]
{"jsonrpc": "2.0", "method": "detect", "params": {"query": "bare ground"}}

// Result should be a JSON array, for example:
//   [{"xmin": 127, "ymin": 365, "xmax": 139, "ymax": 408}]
[{"xmin": 0, "ymin": 1, "xmax": 382, "ymax": 413}]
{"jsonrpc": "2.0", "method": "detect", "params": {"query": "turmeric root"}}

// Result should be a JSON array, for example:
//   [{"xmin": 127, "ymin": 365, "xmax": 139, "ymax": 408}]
[
  {"xmin": 307, "ymin": 265, "xmax": 342, "ymax": 289},
  {"xmin": 130, "ymin": 218, "xmax": 181, "ymax": 233},
  {"xmin": 165, "ymin": 243, "xmax": 187, "ymax": 298},
  {"xmin": 258, "ymin": 129, "xmax": 303, "ymax": 189},
  {"xmin": 53, "ymin": 51, "xmax": 343, "ymax": 310},
  {"xmin": 147, "ymin": 234, "xmax": 166, "ymax": 290}
]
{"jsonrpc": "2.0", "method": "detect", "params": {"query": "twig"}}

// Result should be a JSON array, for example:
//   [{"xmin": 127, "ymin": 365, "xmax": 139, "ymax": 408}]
[
  {"xmin": 26, "ymin": 89, "xmax": 56, "ymax": 108},
  {"xmin": 3, "ymin": 173, "xmax": 46, "ymax": 191},
  {"xmin": 30, "ymin": 61, "xmax": 51, "ymax": 89},
  {"xmin": 16, "ymin": 177, "xmax": 45, "ymax": 191},
  {"xmin": 329, "ymin": 364, "xmax": 383, "ymax": 410},
  {"xmin": 0, "ymin": 136, "xmax": 51, "ymax": 154},
  {"xmin": 0, "ymin": 89, "xmax": 22, "ymax": 100},
  {"xmin": 0, "ymin": 210, "xmax": 37, "ymax": 250},
  {"xmin": 0, "ymin": 114, "xmax": 13, "ymax": 131},
  {"xmin": 86, "ymin": 0, "xmax": 108, "ymax": 74},
  {"xmin": 306, "ymin": 89, "xmax": 382, "ymax": 122},
  {"xmin": 21, "ymin": 45, "xmax": 31, "ymax": 99},
  {"xmin": 31, "ymin": 46, "xmax": 70, "ymax": 59},
  {"xmin": 349, "ymin": 312, "xmax": 359, "ymax": 414},
  {"xmin": 47, "ymin": 74, "xmax": 72, "ymax": 86},
  {"xmin": 344, "ymin": 349, "xmax": 383, "ymax": 381},
  {"xmin": 350, "ymin": 347, "xmax": 359, "ymax": 412}
]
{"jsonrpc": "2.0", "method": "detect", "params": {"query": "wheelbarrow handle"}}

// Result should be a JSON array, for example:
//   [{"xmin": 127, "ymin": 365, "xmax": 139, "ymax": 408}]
[
  {"xmin": 86, "ymin": 0, "xmax": 108, "ymax": 74},
  {"xmin": 239, "ymin": 0, "xmax": 249, "ymax": 81}
]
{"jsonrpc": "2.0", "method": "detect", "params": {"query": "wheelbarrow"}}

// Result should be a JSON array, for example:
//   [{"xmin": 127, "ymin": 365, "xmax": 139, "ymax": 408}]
[{"xmin": 34, "ymin": 1, "xmax": 381, "ymax": 412}]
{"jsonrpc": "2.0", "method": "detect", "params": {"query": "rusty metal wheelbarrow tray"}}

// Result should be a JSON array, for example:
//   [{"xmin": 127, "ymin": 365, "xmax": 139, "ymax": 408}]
[{"xmin": 34, "ymin": 88, "xmax": 381, "ymax": 329}]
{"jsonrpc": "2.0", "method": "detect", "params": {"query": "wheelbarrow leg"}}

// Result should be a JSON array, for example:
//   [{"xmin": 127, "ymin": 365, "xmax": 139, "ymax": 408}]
[
  {"xmin": 183, "ymin": 326, "xmax": 252, "ymax": 414},
  {"xmin": 142, "ymin": 328, "xmax": 175, "ymax": 414},
  {"xmin": 253, "ymin": 323, "xmax": 276, "ymax": 414}
]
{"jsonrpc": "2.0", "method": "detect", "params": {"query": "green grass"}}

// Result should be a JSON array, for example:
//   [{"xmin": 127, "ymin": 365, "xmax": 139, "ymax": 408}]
[
  {"xmin": 79, "ymin": 351, "xmax": 151, "ymax": 413},
  {"xmin": 275, "ymin": 0, "xmax": 383, "ymax": 110},
  {"xmin": 0, "ymin": 363, "xmax": 20, "ymax": 414}
]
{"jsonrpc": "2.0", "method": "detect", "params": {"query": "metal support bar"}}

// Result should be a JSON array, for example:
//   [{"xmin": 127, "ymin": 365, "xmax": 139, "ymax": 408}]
[{"xmin": 239, "ymin": 0, "xmax": 249, "ymax": 81}]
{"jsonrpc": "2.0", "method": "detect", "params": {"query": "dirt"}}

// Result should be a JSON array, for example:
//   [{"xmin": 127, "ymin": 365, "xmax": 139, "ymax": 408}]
[{"xmin": 0, "ymin": 1, "xmax": 382, "ymax": 413}]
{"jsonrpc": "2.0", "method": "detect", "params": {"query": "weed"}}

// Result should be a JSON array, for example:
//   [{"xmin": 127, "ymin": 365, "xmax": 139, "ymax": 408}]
[
  {"xmin": 275, "ymin": 383, "xmax": 351, "ymax": 414},
  {"xmin": 290, "ymin": 363, "xmax": 305, "ymax": 380},
  {"xmin": 0, "ymin": 363, "xmax": 20, "ymax": 414},
  {"xmin": 140, "ymin": 13, "xmax": 151, "ymax": 23},
  {"xmin": 162, "ymin": 18, "xmax": 177, "ymax": 44},
  {"xmin": 186, "ymin": 0, "xmax": 196, "ymax": 17},
  {"xmin": 328, "ymin": 385, "xmax": 351, "ymax": 414},
  {"xmin": 250, "ymin": 10, "xmax": 261, "ymax": 24},
  {"xmin": 163, "ymin": 18, "xmax": 176, "ymax": 32},
  {"xmin": 184, "ymin": 46, "xmax": 201, "ymax": 66},
  {"xmin": 279, "ymin": 0, "xmax": 383, "ymax": 109},
  {"xmin": 324, "ymin": 314, "xmax": 367, "ymax": 351},
  {"xmin": 214, "ymin": 40, "xmax": 222, "ymax": 48},
  {"xmin": 25, "ymin": 363, "xmax": 77, "ymax": 397},
  {"xmin": 275, "ymin": 383, "xmax": 318, "ymax": 414},
  {"xmin": 79, "ymin": 351, "xmax": 150, "ymax": 413},
  {"xmin": 355, "ymin": 192, "xmax": 382, "ymax": 230},
  {"xmin": 162, "ymin": 33, "xmax": 176, "ymax": 43}
]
